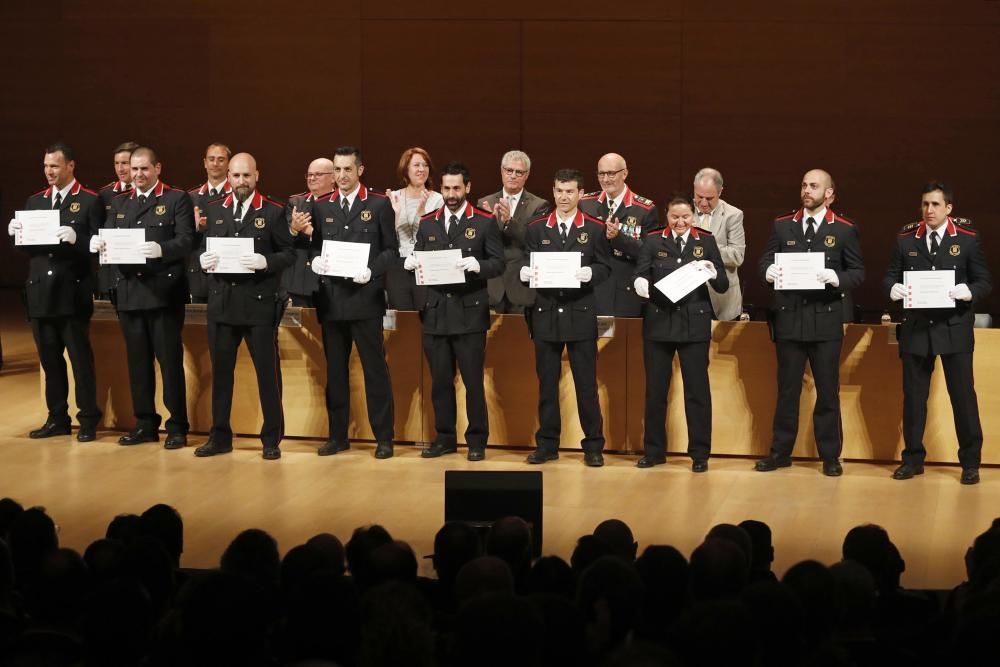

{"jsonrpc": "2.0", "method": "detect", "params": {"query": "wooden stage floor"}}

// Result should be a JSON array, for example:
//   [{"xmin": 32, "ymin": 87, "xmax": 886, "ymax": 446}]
[{"xmin": 0, "ymin": 290, "xmax": 996, "ymax": 590}]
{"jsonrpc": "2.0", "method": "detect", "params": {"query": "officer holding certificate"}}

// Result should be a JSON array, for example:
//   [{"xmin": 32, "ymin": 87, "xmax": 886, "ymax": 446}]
[
  {"xmin": 884, "ymin": 182, "xmax": 992, "ymax": 484},
  {"xmin": 632, "ymin": 196, "xmax": 728, "ymax": 471}
]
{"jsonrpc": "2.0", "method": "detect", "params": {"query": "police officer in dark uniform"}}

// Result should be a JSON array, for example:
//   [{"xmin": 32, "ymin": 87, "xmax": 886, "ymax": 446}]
[
  {"xmin": 580, "ymin": 153, "xmax": 660, "ymax": 317},
  {"xmin": 405, "ymin": 162, "xmax": 504, "ymax": 461},
  {"xmin": 633, "ymin": 196, "xmax": 728, "ymax": 472},
  {"xmin": 187, "ymin": 143, "xmax": 232, "ymax": 304},
  {"xmin": 283, "ymin": 158, "xmax": 334, "ymax": 306},
  {"xmin": 7, "ymin": 142, "xmax": 102, "ymax": 441},
  {"xmin": 520, "ymin": 168, "xmax": 612, "ymax": 466},
  {"xmin": 193, "ymin": 152, "xmax": 294, "ymax": 460},
  {"xmin": 884, "ymin": 182, "xmax": 992, "ymax": 485},
  {"xmin": 90, "ymin": 147, "xmax": 194, "ymax": 449},
  {"xmin": 308, "ymin": 146, "xmax": 396, "ymax": 459},
  {"xmin": 756, "ymin": 169, "xmax": 864, "ymax": 476},
  {"xmin": 96, "ymin": 141, "xmax": 138, "ymax": 299}
]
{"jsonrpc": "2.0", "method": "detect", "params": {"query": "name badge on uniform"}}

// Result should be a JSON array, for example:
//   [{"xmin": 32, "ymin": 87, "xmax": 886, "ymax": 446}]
[
  {"xmin": 360, "ymin": 210, "xmax": 372, "ymax": 222},
  {"xmin": 155, "ymin": 205, "xmax": 166, "ymax": 215},
  {"xmin": 613, "ymin": 249, "xmax": 623, "ymax": 256},
  {"xmin": 254, "ymin": 218, "xmax": 266, "ymax": 228},
  {"xmin": 908, "ymin": 251, "xmax": 919, "ymax": 256},
  {"xmin": 465, "ymin": 228, "xmax": 476, "ymax": 239},
  {"xmin": 657, "ymin": 250, "xmax": 668, "ymax": 257},
  {"xmin": 428, "ymin": 236, "xmax": 436, "ymax": 242},
  {"xmin": 215, "ymin": 219, "xmax": 224, "ymax": 225},
  {"xmin": 542, "ymin": 239, "xmax": 551, "ymax": 245},
  {"xmin": 786, "ymin": 240, "xmax": 796, "ymax": 246},
  {"xmin": 949, "ymin": 244, "xmax": 961, "ymax": 256},
  {"xmin": 69, "ymin": 202, "xmax": 80, "ymax": 213},
  {"xmin": 325, "ymin": 218, "xmax": 334, "ymax": 223},
  {"xmin": 824, "ymin": 235, "xmax": 836, "ymax": 248},
  {"xmin": 116, "ymin": 213, "xmax": 126, "ymax": 219},
  {"xmin": 693, "ymin": 246, "xmax": 704, "ymax": 258},
  {"xmin": 578, "ymin": 232, "xmax": 589, "ymax": 244}
]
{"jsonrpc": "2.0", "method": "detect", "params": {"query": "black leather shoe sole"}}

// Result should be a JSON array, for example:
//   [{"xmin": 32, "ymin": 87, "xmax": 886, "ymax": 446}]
[
  {"xmin": 636, "ymin": 456, "xmax": 666, "ymax": 469},
  {"xmin": 317, "ymin": 440, "xmax": 349, "ymax": 456},
  {"xmin": 164, "ymin": 434, "xmax": 187, "ymax": 450},
  {"xmin": 892, "ymin": 464, "xmax": 924, "ymax": 480},
  {"xmin": 194, "ymin": 442, "xmax": 233, "ymax": 457},
  {"xmin": 119, "ymin": 432, "xmax": 159, "ymax": 446},
  {"xmin": 29, "ymin": 423, "xmax": 72, "ymax": 439}
]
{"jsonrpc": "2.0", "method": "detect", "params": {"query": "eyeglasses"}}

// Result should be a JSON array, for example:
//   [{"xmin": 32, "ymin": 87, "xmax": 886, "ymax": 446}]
[
  {"xmin": 597, "ymin": 169, "xmax": 626, "ymax": 179},
  {"xmin": 306, "ymin": 172, "xmax": 333, "ymax": 179},
  {"xmin": 502, "ymin": 167, "xmax": 528, "ymax": 177}
]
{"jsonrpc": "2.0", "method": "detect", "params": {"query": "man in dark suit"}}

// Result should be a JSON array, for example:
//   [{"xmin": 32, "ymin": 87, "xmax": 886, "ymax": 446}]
[
  {"xmin": 405, "ymin": 162, "xmax": 504, "ymax": 460},
  {"xmin": 633, "ymin": 196, "xmax": 729, "ymax": 472},
  {"xmin": 96, "ymin": 141, "xmax": 138, "ymax": 299},
  {"xmin": 579, "ymin": 153, "xmax": 661, "ymax": 317},
  {"xmin": 308, "ymin": 146, "xmax": 397, "ymax": 459},
  {"xmin": 283, "ymin": 158, "xmax": 334, "ymax": 307},
  {"xmin": 187, "ymin": 143, "xmax": 232, "ymax": 304},
  {"xmin": 756, "ymin": 169, "xmax": 865, "ymax": 477},
  {"xmin": 477, "ymin": 150, "xmax": 551, "ymax": 314},
  {"xmin": 194, "ymin": 152, "xmax": 295, "ymax": 460},
  {"xmin": 90, "ymin": 147, "xmax": 194, "ymax": 449},
  {"xmin": 7, "ymin": 142, "xmax": 102, "ymax": 441},
  {"xmin": 884, "ymin": 182, "xmax": 992, "ymax": 485},
  {"xmin": 520, "ymin": 168, "xmax": 612, "ymax": 466}
]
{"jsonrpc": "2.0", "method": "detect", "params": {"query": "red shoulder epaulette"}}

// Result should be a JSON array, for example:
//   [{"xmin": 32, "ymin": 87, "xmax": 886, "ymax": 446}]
[
  {"xmin": 955, "ymin": 226, "xmax": 978, "ymax": 236},
  {"xmin": 261, "ymin": 195, "xmax": 284, "ymax": 207},
  {"xmin": 187, "ymin": 185, "xmax": 202, "ymax": 193},
  {"xmin": 775, "ymin": 211, "xmax": 797, "ymax": 222},
  {"xmin": 582, "ymin": 213, "xmax": 605, "ymax": 226},
  {"xmin": 100, "ymin": 180, "xmax": 117, "ymax": 192},
  {"xmin": 471, "ymin": 205, "xmax": 494, "ymax": 219},
  {"xmin": 528, "ymin": 216, "xmax": 550, "ymax": 226},
  {"xmin": 366, "ymin": 189, "xmax": 388, "ymax": 199},
  {"xmin": 581, "ymin": 191, "xmax": 601, "ymax": 200},
  {"xmin": 897, "ymin": 222, "xmax": 919, "ymax": 236},
  {"xmin": 419, "ymin": 210, "xmax": 437, "ymax": 221},
  {"xmin": 645, "ymin": 229, "xmax": 662, "ymax": 236},
  {"xmin": 694, "ymin": 227, "xmax": 714, "ymax": 235},
  {"xmin": 832, "ymin": 213, "xmax": 855, "ymax": 227},
  {"xmin": 287, "ymin": 190, "xmax": 309, "ymax": 199},
  {"xmin": 31, "ymin": 187, "xmax": 49, "ymax": 197},
  {"xmin": 79, "ymin": 186, "xmax": 98, "ymax": 196},
  {"xmin": 630, "ymin": 194, "xmax": 655, "ymax": 210},
  {"xmin": 111, "ymin": 189, "xmax": 132, "ymax": 199}
]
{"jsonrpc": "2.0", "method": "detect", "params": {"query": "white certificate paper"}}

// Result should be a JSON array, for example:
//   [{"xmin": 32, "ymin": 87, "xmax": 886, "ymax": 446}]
[
  {"xmin": 775, "ymin": 252, "xmax": 826, "ymax": 290},
  {"xmin": 14, "ymin": 210, "xmax": 61, "ymax": 246},
  {"xmin": 206, "ymin": 237, "xmax": 254, "ymax": 274},
  {"xmin": 99, "ymin": 228, "xmax": 146, "ymax": 265},
  {"xmin": 530, "ymin": 251, "xmax": 581, "ymax": 289},
  {"xmin": 903, "ymin": 270, "xmax": 955, "ymax": 309},
  {"xmin": 414, "ymin": 249, "xmax": 466, "ymax": 286},
  {"xmin": 321, "ymin": 240, "xmax": 370, "ymax": 278},
  {"xmin": 654, "ymin": 261, "xmax": 712, "ymax": 303}
]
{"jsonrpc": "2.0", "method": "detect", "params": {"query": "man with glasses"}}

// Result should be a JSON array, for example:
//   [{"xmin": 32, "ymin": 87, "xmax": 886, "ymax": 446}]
[
  {"xmin": 188, "ymin": 143, "xmax": 232, "ymax": 303},
  {"xmin": 580, "ymin": 153, "xmax": 660, "ymax": 317},
  {"xmin": 478, "ymin": 150, "xmax": 551, "ymax": 314},
  {"xmin": 283, "ymin": 158, "xmax": 335, "ymax": 306}
]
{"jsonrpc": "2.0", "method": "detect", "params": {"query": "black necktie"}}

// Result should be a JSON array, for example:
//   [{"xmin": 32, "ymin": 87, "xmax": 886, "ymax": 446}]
[
  {"xmin": 52, "ymin": 193, "xmax": 62, "ymax": 210},
  {"xmin": 341, "ymin": 197, "xmax": 350, "ymax": 217},
  {"xmin": 930, "ymin": 231, "xmax": 940, "ymax": 257},
  {"xmin": 209, "ymin": 188, "xmax": 218, "ymax": 198},
  {"xmin": 675, "ymin": 235, "xmax": 685, "ymax": 254},
  {"xmin": 559, "ymin": 222, "xmax": 568, "ymax": 243},
  {"xmin": 449, "ymin": 214, "xmax": 458, "ymax": 235},
  {"xmin": 805, "ymin": 216, "xmax": 816, "ymax": 243},
  {"xmin": 138, "ymin": 194, "xmax": 147, "ymax": 206},
  {"xmin": 234, "ymin": 202, "xmax": 242, "ymax": 224}
]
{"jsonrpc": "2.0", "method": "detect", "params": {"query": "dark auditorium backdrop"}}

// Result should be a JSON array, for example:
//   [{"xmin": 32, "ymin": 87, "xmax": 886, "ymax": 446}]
[{"xmin": 2, "ymin": 0, "xmax": 999, "ymax": 316}]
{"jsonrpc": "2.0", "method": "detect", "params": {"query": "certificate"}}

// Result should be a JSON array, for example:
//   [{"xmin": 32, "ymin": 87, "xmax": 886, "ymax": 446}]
[
  {"xmin": 99, "ymin": 228, "xmax": 146, "ymax": 265},
  {"xmin": 903, "ymin": 270, "xmax": 955, "ymax": 309},
  {"xmin": 414, "ymin": 249, "xmax": 465, "ymax": 286},
  {"xmin": 653, "ymin": 261, "xmax": 712, "ymax": 303},
  {"xmin": 14, "ymin": 210, "xmax": 61, "ymax": 246},
  {"xmin": 774, "ymin": 252, "xmax": 825, "ymax": 290},
  {"xmin": 530, "ymin": 251, "xmax": 581, "ymax": 289},
  {"xmin": 321, "ymin": 240, "xmax": 370, "ymax": 278},
  {"xmin": 206, "ymin": 237, "xmax": 254, "ymax": 274}
]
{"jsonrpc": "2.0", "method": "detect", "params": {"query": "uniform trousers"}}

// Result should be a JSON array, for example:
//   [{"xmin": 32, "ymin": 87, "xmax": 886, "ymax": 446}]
[
  {"xmin": 422, "ymin": 331, "xmax": 488, "ymax": 450},
  {"xmin": 31, "ymin": 315, "xmax": 101, "ymax": 427},
  {"xmin": 901, "ymin": 351, "xmax": 982, "ymax": 468},
  {"xmin": 118, "ymin": 305, "xmax": 188, "ymax": 434},
  {"xmin": 321, "ymin": 318, "xmax": 394, "ymax": 442},
  {"xmin": 770, "ymin": 338, "xmax": 843, "ymax": 461},
  {"xmin": 208, "ymin": 321, "xmax": 283, "ymax": 447},
  {"xmin": 643, "ymin": 340, "xmax": 711, "ymax": 461},
  {"xmin": 533, "ymin": 338, "xmax": 604, "ymax": 454}
]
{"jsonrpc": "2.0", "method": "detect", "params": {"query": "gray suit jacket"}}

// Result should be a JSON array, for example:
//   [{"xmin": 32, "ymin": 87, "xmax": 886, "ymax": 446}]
[
  {"xmin": 694, "ymin": 199, "xmax": 745, "ymax": 320},
  {"xmin": 478, "ymin": 189, "xmax": 552, "ymax": 307}
]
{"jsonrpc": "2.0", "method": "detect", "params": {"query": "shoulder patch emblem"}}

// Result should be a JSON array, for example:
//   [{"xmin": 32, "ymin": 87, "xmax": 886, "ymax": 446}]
[
  {"xmin": 693, "ymin": 246, "xmax": 704, "ymax": 258},
  {"xmin": 155, "ymin": 205, "xmax": 166, "ymax": 215},
  {"xmin": 464, "ymin": 227, "xmax": 476, "ymax": 239},
  {"xmin": 824, "ymin": 235, "xmax": 836, "ymax": 248},
  {"xmin": 69, "ymin": 202, "xmax": 80, "ymax": 213},
  {"xmin": 578, "ymin": 232, "xmax": 589, "ymax": 244},
  {"xmin": 949, "ymin": 244, "xmax": 961, "ymax": 256},
  {"xmin": 360, "ymin": 210, "xmax": 372, "ymax": 222},
  {"xmin": 254, "ymin": 218, "xmax": 266, "ymax": 228}
]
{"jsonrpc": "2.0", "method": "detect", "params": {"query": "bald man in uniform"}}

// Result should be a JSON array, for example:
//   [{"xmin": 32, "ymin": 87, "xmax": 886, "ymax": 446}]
[{"xmin": 283, "ymin": 157, "xmax": 334, "ymax": 306}]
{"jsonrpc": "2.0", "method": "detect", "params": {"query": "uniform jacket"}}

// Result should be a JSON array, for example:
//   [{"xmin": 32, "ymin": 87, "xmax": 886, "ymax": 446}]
[
  {"xmin": 310, "ymin": 185, "xmax": 397, "ymax": 321},
  {"xmin": 477, "ymin": 189, "xmax": 551, "ymax": 307},
  {"xmin": 522, "ymin": 210, "xmax": 612, "ymax": 342},
  {"xmin": 282, "ymin": 190, "xmax": 326, "ymax": 298},
  {"xmin": 883, "ymin": 217, "xmax": 992, "ymax": 357},
  {"xmin": 694, "ymin": 199, "xmax": 745, "ymax": 321},
  {"xmin": 96, "ymin": 180, "xmax": 132, "ymax": 295},
  {"xmin": 202, "ymin": 191, "xmax": 294, "ymax": 326},
  {"xmin": 580, "ymin": 186, "xmax": 661, "ymax": 317},
  {"xmin": 758, "ymin": 208, "xmax": 865, "ymax": 342},
  {"xmin": 187, "ymin": 181, "xmax": 233, "ymax": 299},
  {"xmin": 105, "ymin": 181, "xmax": 195, "ymax": 311},
  {"xmin": 635, "ymin": 228, "xmax": 729, "ymax": 342},
  {"xmin": 414, "ymin": 201, "xmax": 504, "ymax": 335},
  {"xmin": 19, "ymin": 180, "xmax": 102, "ymax": 319}
]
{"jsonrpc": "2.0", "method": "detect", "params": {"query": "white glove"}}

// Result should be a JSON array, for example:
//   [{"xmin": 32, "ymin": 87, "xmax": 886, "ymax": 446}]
[
  {"xmin": 353, "ymin": 267, "xmax": 372, "ymax": 284},
  {"xmin": 89, "ymin": 235, "xmax": 106, "ymax": 254},
  {"xmin": 575, "ymin": 266, "xmax": 593, "ymax": 283},
  {"xmin": 240, "ymin": 253, "xmax": 268, "ymax": 271},
  {"xmin": 949, "ymin": 283, "xmax": 973, "ymax": 302},
  {"xmin": 456, "ymin": 256, "xmax": 481, "ymax": 274},
  {"xmin": 519, "ymin": 266, "xmax": 531, "ymax": 283},
  {"xmin": 54, "ymin": 226, "xmax": 77, "ymax": 245},
  {"xmin": 199, "ymin": 251, "xmax": 219, "ymax": 271},
  {"xmin": 7, "ymin": 219, "xmax": 20, "ymax": 237},
  {"xmin": 889, "ymin": 283, "xmax": 907, "ymax": 301},
  {"xmin": 699, "ymin": 260, "xmax": 718, "ymax": 280},
  {"xmin": 634, "ymin": 277, "xmax": 650, "ymax": 299},
  {"xmin": 765, "ymin": 264, "xmax": 780, "ymax": 284},
  {"xmin": 403, "ymin": 254, "xmax": 419, "ymax": 271},
  {"xmin": 817, "ymin": 269, "xmax": 839, "ymax": 287},
  {"xmin": 310, "ymin": 256, "xmax": 328, "ymax": 275},
  {"xmin": 138, "ymin": 242, "xmax": 162, "ymax": 258}
]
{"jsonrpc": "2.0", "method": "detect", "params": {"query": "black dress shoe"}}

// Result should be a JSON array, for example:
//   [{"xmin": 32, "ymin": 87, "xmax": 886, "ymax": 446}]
[
  {"xmin": 692, "ymin": 460, "xmax": 709, "ymax": 473},
  {"xmin": 584, "ymin": 452, "xmax": 605, "ymax": 467},
  {"xmin": 754, "ymin": 455, "xmax": 792, "ymax": 472},
  {"xmin": 892, "ymin": 463, "xmax": 924, "ymax": 480},
  {"xmin": 119, "ymin": 428, "xmax": 159, "ymax": 446},
  {"xmin": 317, "ymin": 439, "xmax": 349, "ymax": 456},
  {"xmin": 961, "ymin": 468, "xmax": 980, "ymax": 485},
  {"xmin": 636, "ymin": 455, "xmax": 666, "ymax": 469},
  {"xmin": 194, "ymin": 439, "xmax": 233, "ymax": 457},
  {"xmin": 164, "ymin": 434, "xmax": 187, "ymax": 450},
  {"xmin": 262, "ymin": 446, "xmax": 281, "ymax": 460},
  {"xmin": 526, "ymin": 449, "xmax": 558, "ymax": 464},
  {"xmin": 29, "ymin": 421, "xmax": 71, "ymax": 439},
  {"xmin": 421, "ymin": 442, "xmax": 458, "ymax": 458},
  {"xmin": 77, "ymin": 425, "xmax": 97, "ymax": 442},
  {"xmin": 822, "ymin": 460, "xmax": 843, "ymax": 477},
  {"xmin": 374, "ymin": 441, "xmax": 394, "ymax": 459},
  {"xmin": 467, "ymin": 449, "xmax": 486, "ymax": 462}
]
